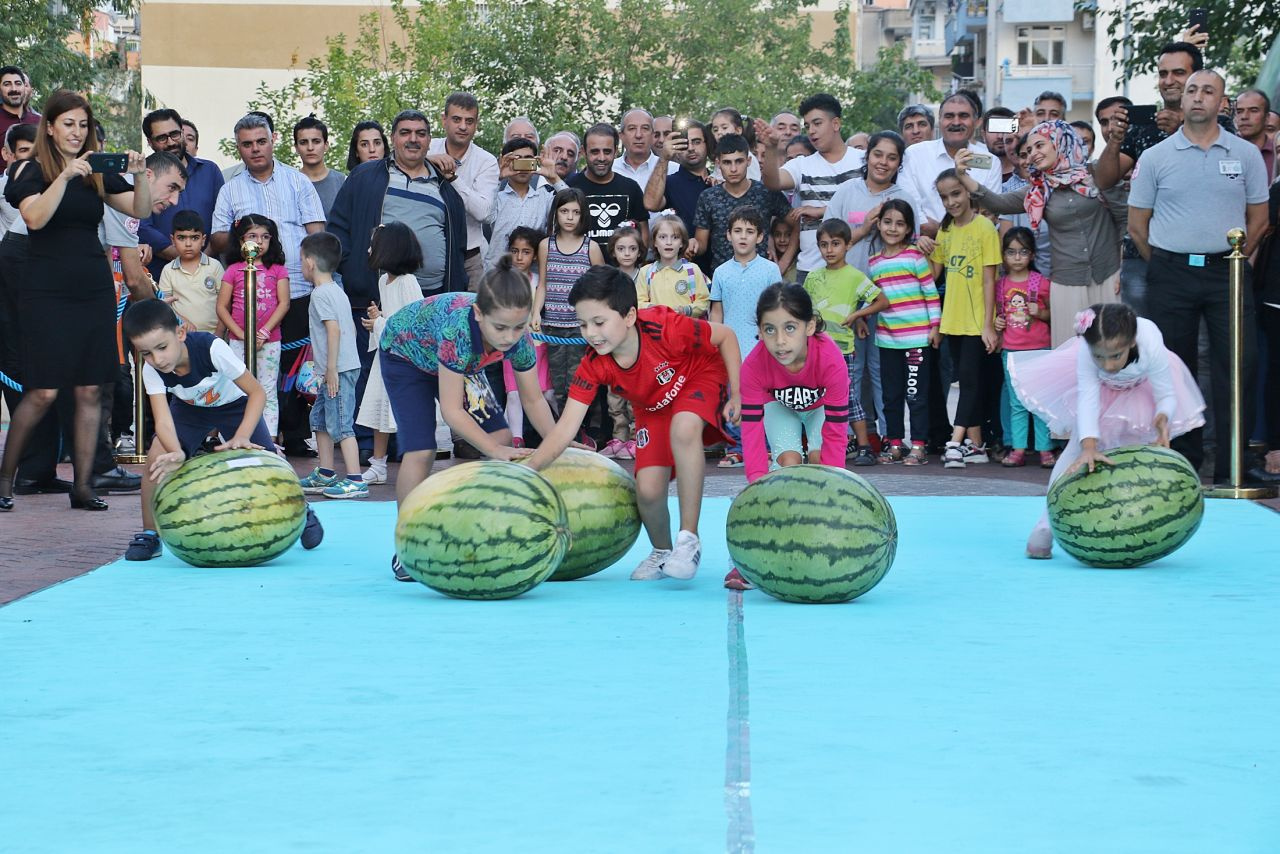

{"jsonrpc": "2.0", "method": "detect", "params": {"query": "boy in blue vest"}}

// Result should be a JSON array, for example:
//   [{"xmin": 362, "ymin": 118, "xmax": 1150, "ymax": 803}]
[{"xmin": 120, "ymin": 298, "xmax": 323, "ymax": 561}]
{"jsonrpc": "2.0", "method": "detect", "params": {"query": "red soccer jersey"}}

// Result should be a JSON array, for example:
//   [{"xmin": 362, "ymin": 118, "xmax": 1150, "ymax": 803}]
[{"xmin": 568, "ymin": 306, "xmax": 727, "ymax": 412}]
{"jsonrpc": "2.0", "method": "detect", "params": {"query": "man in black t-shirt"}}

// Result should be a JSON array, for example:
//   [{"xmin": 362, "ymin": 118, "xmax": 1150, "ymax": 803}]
[{"xmin": 567, "ymin": 123, "xmax": 648, "ymax": 250}]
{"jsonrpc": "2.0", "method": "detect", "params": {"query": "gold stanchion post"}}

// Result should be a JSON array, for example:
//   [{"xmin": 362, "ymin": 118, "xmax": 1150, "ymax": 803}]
[
  {"xmin": 114, "ymin": 349, "xmax": 148, "ymax": 465},
  {"xmin": 1205, "ymin": 228, "xmax": 1276, "ymax": 500},
  {"xmin": 241, "ymin": 239, "xmax": 260, "ymax": 378}
]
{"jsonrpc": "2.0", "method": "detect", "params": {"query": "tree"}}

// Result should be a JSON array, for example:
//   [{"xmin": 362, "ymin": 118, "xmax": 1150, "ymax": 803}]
[
  {"xmin": 1098, "ymin": 0, "xmax": 1277, "ymax": 88},
  {"xmin": 228, "ymin": 0, "xmax": 940, "ymax": 169}
]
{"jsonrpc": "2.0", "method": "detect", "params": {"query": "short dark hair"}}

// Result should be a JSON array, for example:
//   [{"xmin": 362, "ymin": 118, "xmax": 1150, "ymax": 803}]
[
  {"xmin": 714, "ymin": 133, "xmax": 751, "ymax": 159},
  {"xmin": 1158, "ymin": 42, "xmax": 1204, "ymax": 72},
  {"xmin": 500, "ymin": 137, "xmax": 537, "ymax": 157},
  {"xmin": 1095, "ymin": 95, "xmax": 1132, "ymax": 119},
  {"xmin": 368, "ymin": 221, "xmax": 423, "ymax": 277},
  {"xmin": 181, "ymin": 119, "xmax": 198, "ymax": 141},
  {"xmin": 299, "ymin": 231, "xmax": 342, "ymax": 274},
  {"xmin": 1035, "ymin": 91, "xmax": 1066, "ymax": 108},
  {"xmin": 292, "ymin": 113, "xmax": 329, "ymax": 143},
  {"xmin": 816, "ymin": 218, "xmax": 852, "ymax": 243},
  {"xmin": 0, "ymin": 65, "xmax": 26, "ymax": 81},
  {"xmin": 897, "ymin": 104, "xmax": 935, "ymax": 130},
  {"xmin": 170, "ymin": 209, "xmax": 205, "ymax": 234},
  {"xmin": 391, "ymin": 110, "xmax": 431, "ymax": 135},
  {"xmin": 506, "ymin": 225, "xmax": 544, "ymax": 251},
  {"xmin": 444, "ymin": 91, "xmax": 479, "ymax": 114},
  {"xmin": 942, "ymin": 90, "xmax": 983, "ymax": 117},
  {"xmin": 1070, "ymin": 120, "xmax": 1094, "ymax": 137},
  {"xmin": 584, "ymin": 122, "xmax": 619, "ymax": 147},
  {"xmin": 476, "ymin": 254, "xmax": 534, "ymax": 314},
  {"xmin": 5, "ymin": 122, "xmax": 36, "ymax": 150},
  {"xmin": 798, "ymin": 93, "xmax": 842, "ymax": 120},
  {"xmin": 568, "ymin": 264, "xmax": 636, "ymax": 315},
  {"xmin": 123, "ymin": 297, "xmax": 180, "ymax": 339},
  {"xmin": 983, "ymin": 106, "xmax": 1015, "ymax": 121},
  {"xmin": 726, "ymin": 204, "xmax": 765, "ymax": 234},
  {"xmin": 142, "ymin": 108, "xmax": 183, "ymax": 141},
  {"xmin": 1236, "ymin": 88, "xmax": 1272, "ymax": 114},
  {"xmin": 146, "ymin": 150, "xmax": 188, "ymax": 182}
]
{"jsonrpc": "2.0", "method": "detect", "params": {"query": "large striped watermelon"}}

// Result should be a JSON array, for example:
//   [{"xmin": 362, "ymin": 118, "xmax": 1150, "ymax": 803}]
[
  {"xmin": 395, "ymin": 461, "xmax": 571, "ymax": 599},
  {"xmin": 726, "ymin": 466, "xmax": 897, "ymax": 604},
  {"xmin": 1047, "ymin": 444, "xmax": 1203, "ymax": 568},
  {"xmin": 152, "ymin": 449, "xmax": 307, "ymax": 567},
  {"xmin": 528, "ymin": 449, "xmax": 641, "ymax": 581}
]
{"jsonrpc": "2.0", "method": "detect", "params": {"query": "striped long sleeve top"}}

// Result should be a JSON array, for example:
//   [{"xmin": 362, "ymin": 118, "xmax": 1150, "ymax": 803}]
[{"xmin": 868, "ymin": 247, "xmax": 941, "ymax": 350}]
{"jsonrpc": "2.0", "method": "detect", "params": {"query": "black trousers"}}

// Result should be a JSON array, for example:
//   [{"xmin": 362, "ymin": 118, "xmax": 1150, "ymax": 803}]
[
  {"xmin": 1146, "ymin": 252, "xmax": 1257, "ymax": 480},
  {"xmin": 947, "ymin": 335, "xmax": 986, "ymax": 430},
  {"xmin": 1261, "ymin": 303, "xmax": 1280, "ymax": 449},
  {"xmin": 879, "ymin": 346, "xmax": 930, "ymax": 444}
]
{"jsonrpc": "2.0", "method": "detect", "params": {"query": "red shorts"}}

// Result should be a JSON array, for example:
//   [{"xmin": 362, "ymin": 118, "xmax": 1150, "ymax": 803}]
[{"xmin": 633, "ymin": 374, "xmax": 730, "ymax": 471}]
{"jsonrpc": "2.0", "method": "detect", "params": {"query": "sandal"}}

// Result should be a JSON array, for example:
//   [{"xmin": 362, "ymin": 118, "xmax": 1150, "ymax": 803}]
[
  {"xmin": 878, "ymin": 444, "xmax": 904, "ymax": 464},
  {"xmin": 903, "ymin": 445, "xmax": 929, "ymax": 466},
  {"xmin": 1002, "ymin": 449, "xmax": 1026, "ymax": 467},
  {"xmin": 724, "ymin": 568, "xmax": 754, "ymax": 590},
  {"xmin": 1039, "ymin": 451, "xmax": 1057, "ymax": 469},
  {"xmin": 718, "ymin": 451, "xmax": 744, "ymax": 468}
]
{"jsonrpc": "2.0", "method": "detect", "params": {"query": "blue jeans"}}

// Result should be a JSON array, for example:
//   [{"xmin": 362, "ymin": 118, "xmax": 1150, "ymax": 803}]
[
  {"xmin": 849, "ymin": 322, "xmax": 884, "ymax": 435},
  {"xmin": 1002, "ymin": 351, "xmax": 1051, "ymax": 451},
  {"xmin": 310, "ymin": 367, "xmax": 360, "ymax": 442}
]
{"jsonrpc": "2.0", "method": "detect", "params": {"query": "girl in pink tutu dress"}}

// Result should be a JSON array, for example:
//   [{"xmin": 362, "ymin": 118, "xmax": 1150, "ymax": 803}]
[{"xmin": 1009, "ymin": 302, "xmax": 1206, "ymax": 559}]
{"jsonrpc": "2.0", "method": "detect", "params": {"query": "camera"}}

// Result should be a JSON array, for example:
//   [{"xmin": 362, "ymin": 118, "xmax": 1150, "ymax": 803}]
[{"xmin": 511, "ymin": 156, "xmax": 540, "ymax": 173}]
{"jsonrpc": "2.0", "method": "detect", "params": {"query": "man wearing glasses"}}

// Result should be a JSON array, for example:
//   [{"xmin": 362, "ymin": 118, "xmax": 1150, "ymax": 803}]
[{"xmin": 138, "ymin": 108, "xmax": 225, "ymax": 280}]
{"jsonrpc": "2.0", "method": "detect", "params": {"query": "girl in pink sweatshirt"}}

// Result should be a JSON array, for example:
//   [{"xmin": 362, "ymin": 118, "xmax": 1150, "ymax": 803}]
[{"xmin": 727, "ymin": 283, "xmax": 852, "ymax": 589}]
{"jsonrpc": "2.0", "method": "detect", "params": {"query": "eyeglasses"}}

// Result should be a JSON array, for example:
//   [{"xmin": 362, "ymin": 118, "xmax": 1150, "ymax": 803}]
[
  {"xmin": 150, "ymin": 129, "xmax": 184, "ymax": 144},
  {"xmin": 1004, "ymin": 248, "xmax": 1032, "ymax": 257}
]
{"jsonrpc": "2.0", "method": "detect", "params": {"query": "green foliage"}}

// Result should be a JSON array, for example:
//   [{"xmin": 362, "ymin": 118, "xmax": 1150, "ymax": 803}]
[
  {"xmin": 224, "ymin": 0, "xmax": 938, "ymax": 169},
  {"xmin": 1099, "ymin": 0, "xmax": 1276, "ymax": 88}
]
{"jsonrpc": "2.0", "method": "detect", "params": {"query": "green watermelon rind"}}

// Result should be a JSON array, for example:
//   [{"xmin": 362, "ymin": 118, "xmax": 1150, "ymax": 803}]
[
  {"xmin": 726, "ymin": 465, "xmax": 897, "ymax": 604},
  {"xmin": 394, "ymin": 461, "xmax": 571, "ymax": 599},
  {"xmin": 152, "ymin": 449, "xmax": 307, "ymax": 567},
  {"xmin": 531, "ymin": 448, "xmax": 642, "ymax": 581},
  {"xmin": 1047, "ymin": 444, "xmax": 1204, "ymax": 569}
]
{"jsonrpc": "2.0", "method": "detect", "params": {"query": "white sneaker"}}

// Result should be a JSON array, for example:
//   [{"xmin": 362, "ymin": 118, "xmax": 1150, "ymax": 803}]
[
  {"xmin": 961, "ymin": 440, "xmax": 989, "ymax": 464},
  {"xmin": 663, "ymin": 530, "xmax": 702, "ymax": 580},
  {"xmin": 631, "ymin": 548, "xmax": 671, "ymax": 580},
  {"xmin": 943, "ymin": 442, "xmax": 965, "ymax": 469},
  {"xmin": 362, "ymin": 456, "xmax": 388, "ymax": 484}
]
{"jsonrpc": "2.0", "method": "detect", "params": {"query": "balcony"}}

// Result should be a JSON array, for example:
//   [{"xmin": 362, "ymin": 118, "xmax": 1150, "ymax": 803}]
[
  {"xmin": 944, "ymin": 0, "xmax": 987, "ymax": 54},
  {"xmin": 1003, "ymin": 0, "xmax": 1075, "ymax": 23},
  {"xmin": 999, "ymin": 63, "xmax": 1097, "ymax": 109}
]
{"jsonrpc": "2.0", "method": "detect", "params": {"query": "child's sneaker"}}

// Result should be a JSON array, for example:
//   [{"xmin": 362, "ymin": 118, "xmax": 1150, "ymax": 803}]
[
  {"xmin": 600, "ymin": 439, "xmax": 626, "ymax": 458},
  {"xmin": 961, "ymin": 440, "xmax": 989, "ymax": 464},
  {"xmin": 361, "ymin": 455, "xmax": 388, "ymax": 484},
  {"xmin": 630, "ymin": 548, "xmax": 671, "ymax": 580},
  {"xmin": 322, "ymin": 478, "xmax": 369, "ymax": 499},
  {"xmin": 724, "ymin": 567, "xmax": 754, "ymax": 590},
  {"xmin": 616, "ymin": 440, "xmax": 637, "ymax": 460},
  {"xmin": 943, "ymin": 442, "xmax": 965, "ymax": 468},
  {"xmin": 124, "ymin": 531, "xmax": 162, "ymax": 561},
  {"xmin": 852, "ymin": 446, "xmax": 877, "ymax": 467},
  {"xmin": 575, "ymin": 429, "xmax": 598, "ymax": 452},
  {"xmin": 300, "ymin": 506, "xmax": 324, "ymax": 549},
  {"xmin": 299, "ymin": 468, "xmax": 339, "ymax": 494},
  {"xmin": 663, "ymin": 530, "xmax": 702, "ymax": 580},
  {"xmin": 391, "ymin": 554, "xmax": 414, "ymax": 582}
]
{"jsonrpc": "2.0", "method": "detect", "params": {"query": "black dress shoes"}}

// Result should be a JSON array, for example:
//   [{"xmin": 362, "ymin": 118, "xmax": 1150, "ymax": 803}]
[
  {"xmin": 13, "ymin": 477, "xmax": 75, "ymax": 495},
  {"xmin": 91, "ymin": 466, "xmax": 142, "ymax": 493}
]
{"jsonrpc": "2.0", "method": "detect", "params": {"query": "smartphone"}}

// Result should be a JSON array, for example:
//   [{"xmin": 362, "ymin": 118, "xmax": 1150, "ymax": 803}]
[
  {"xmin": 87, "ymin": 152, "xmax": 128, "ymax": 173},
  {"xmin": 985, "ymin": 116, "xmax": 1017, "ymax": 134},
  {"xmin": 967, "ymin": 152, "xmax": 993, "ymax": 170},
  {"xmin": 1188, "ymin": 7, "xmax": 1208, "ymax": 37},
  {"xmin": 511, "ymin": 156, "xmax": 539, "ymax": 173},
  {"xmin": 670, "ymin": 117, "xmax": 689, "ymax": 142},
  {"xmin": 1127, "ymin": 105, "xmax": 1158, "ymax": 126}
]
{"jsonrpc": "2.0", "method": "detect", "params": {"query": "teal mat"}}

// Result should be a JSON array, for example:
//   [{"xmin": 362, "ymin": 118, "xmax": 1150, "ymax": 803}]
[{"xmin": 2, "ymin": 497, "xmax": 1277, "ymax": 852}]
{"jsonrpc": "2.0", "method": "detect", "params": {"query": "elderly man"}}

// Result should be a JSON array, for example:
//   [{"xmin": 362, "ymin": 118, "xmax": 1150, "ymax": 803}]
[
  {"xmin": 1129, "ymin": 70, "xmax": 1269, "ymax": 484},
  {"xmin": 504, "ymin": 116, "xmax": 539, "ymax": 145},
  {"xmin": 547, "ymin": 131, "xmax": 580, "ymax": 180},
  {"xmin": 426, "ymin": 92, "xmax": 499, "ymax": 288},
  {"xmin": 898, "ymin": 91, "xmax": 1002, "ymax": 231}
]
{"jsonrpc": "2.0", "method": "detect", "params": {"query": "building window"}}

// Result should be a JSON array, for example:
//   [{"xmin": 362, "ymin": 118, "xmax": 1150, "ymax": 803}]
[
  {"xmin": 1016, "ymin": 25, "xmax": 1065, "ymax": 66},
  {"xmin": 919, "ymin": 14, "xmax": 935, "ymax": 40}
]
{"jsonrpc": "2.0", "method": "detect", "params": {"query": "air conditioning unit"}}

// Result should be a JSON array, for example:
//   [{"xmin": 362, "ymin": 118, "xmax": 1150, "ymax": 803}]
[{"xmin": 1081, "ymin": 12, "xmax": 1095, "ymax": 30}]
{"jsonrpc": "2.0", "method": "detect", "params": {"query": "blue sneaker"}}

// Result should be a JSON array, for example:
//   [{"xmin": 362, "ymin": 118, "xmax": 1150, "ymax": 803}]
[
  {"xmin": 322, "ymin": 478, "xmax": 369, "ymax": 499},
  {"xmin": 125, "ymin": 531, "xmax": 162, "ymax": 561},
  {"xmin": 300, "ymin": 506, "xmax": 324, "ymax": 549},
  {"xmin": 299, "ymin": 468, "xmax": 338, "ymax": 494}
]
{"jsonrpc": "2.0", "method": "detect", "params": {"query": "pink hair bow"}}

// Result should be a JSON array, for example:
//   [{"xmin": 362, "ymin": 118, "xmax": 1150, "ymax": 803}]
[{"xmin": 1073, "ymin": 308, "xmax": 1096, "ymax": 336}]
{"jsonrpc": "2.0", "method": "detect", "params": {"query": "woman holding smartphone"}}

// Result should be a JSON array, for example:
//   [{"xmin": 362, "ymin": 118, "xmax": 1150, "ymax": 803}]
[
  {"xmin": 953, "ymin": 120, "xmax": 1126, "ymax": 346},
  {"xmin": 0, "ymin": 90, "xmax": 150, "ymax": 512}
]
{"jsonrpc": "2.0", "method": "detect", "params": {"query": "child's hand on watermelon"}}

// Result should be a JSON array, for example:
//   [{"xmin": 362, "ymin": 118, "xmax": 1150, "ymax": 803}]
[
  {"xmin": 150, "ymin": 450, "xmax": 186, "ymax": 482},
  {"xmin": 1066, "ymin": 440, "xmax": 1114, "ymax": 476},
  {"xmin": 1152, "ymin": 413, "xmax": 1171, "ymax": 448},
  {"xmin": 215, "ymin": 437, "xmax": 264, "ymax": 452}
]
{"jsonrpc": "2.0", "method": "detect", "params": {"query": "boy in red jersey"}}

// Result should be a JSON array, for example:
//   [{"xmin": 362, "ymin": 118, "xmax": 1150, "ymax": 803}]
[{"xmin": 526, "ymin": 265, "xmax": 742, "ymax": 581}]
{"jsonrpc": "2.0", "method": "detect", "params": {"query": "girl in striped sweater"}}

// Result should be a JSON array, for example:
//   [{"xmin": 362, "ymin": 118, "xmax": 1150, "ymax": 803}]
[{"xmin": 868, "ymin": 199, "xmax": 941, "ymax": 465}]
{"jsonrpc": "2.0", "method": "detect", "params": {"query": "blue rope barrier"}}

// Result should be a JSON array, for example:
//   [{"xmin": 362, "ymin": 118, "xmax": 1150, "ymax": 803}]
[
  {"xmin": 531, "ymin": 332, "xmax": 588, "ymax": 345},
  {"xmin": 281, "ymin": 338, "xmax": 310, "ymax": 351},
  {"xmin": 0, "ymin": 369, "xmax": 20, "ymax": 393}
]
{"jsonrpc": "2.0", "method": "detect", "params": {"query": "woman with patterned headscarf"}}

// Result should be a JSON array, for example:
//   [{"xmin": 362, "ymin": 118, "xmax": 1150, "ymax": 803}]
[{"xmin": 953, "ymin": 119, "xmax": 1129, "ymax": 347}]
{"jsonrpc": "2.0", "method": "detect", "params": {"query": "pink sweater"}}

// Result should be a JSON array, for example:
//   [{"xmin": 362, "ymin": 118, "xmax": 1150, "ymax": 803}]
[{"xmin": 739, "ymin": 332, "xmax": 851, "ymax": 482}]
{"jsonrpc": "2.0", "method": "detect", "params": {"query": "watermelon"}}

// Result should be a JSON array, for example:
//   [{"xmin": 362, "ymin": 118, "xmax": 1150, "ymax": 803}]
[
  {"xmin": 726, "ymin": 465, "xmax": 897, "ymax": 604},
  {"xmin": 152, "ymin": 449, "xmax": 307, "ymax": 567},
  {"xmin": 1047, "ymin": 444, "xmax": 1203, "ymax": 568},
  {"xmin": 395, "ymin": 461, "xmax": 571, "ymax": 599},
  {"xmin": 527, "ymin": 448, "xmax": 641, "ymax": 580}
]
